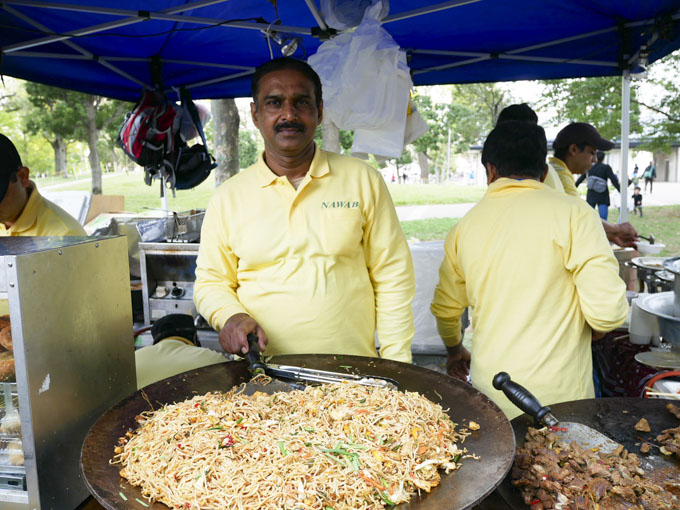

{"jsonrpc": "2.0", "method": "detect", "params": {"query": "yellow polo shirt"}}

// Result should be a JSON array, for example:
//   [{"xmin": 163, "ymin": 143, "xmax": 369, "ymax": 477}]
[
  {"xmin": 431, "ymin": 178, "xmax": 628, "ymax": 419},
  {"xmin": 135, "ymin": 337, "xmax": 226, "ymax": 389},
  {"xmin": 549, "ymin": 157, "xmax": 579, "ymax": 197},
  {"xmin": 0, "ymin": 181, "xmax": 86, "ymax": 237},
  {"xmin": 543, "ymin": 163, "xmax": 564, "ymax": 193},
  {"xmin": 194, "ymin": 147, "xmax": 415, "ymax": 362}
]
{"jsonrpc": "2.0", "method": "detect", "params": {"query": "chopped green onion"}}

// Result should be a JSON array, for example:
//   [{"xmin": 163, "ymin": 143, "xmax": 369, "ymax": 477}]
[
  {"xmin": 207, "ymin": 426, "xmax": 224, "ymax": 431},
  {"xmin": 278, "ymin": 440, "xmax": 289, "ymax": 456},
  {"xmin": 303, "ymin": 427, "xmax": 315, "ymax": 432},
  {"xmin": 453, "ymin": 453, "xmax": 462, "ymax": 463},
  {"xmin": 379, "ymin": 491, "xmax": 396, "ymax": 506},
  {"xmin": 339, "ymin": 365, "xmax": 353, "ymax": 370},
  {"xmin": 236, "ymin": 416, "xmax": 245, "ymax": 424},
  {"xmin": 135, "ymin": 498, "xmax": 149, "ymax": 507},
  {"xmin": 358, "ymin": 398, "xmax": 366, "ymax": 403},
  {"xmin": 322, "ymin": 451, "xmax": 347, "ymax": 467},
  {"xmin": 119, "ymin": 492, "xmax": 127, "ymax": 501}
]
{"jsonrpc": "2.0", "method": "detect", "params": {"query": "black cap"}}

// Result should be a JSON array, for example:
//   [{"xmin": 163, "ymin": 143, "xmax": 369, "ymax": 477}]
[
  {"xmin": 151, "ymin": 314, "xmax": 199, "ymax": 346},
  {"xmin": 0, "ymin": 134, "xmax": 23, "ymax": 202},
  {"xmin": 552, "ymin": 122, "xmax": 614, "ymax": 151}
]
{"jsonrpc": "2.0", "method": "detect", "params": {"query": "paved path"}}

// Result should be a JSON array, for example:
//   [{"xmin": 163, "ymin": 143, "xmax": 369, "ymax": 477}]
[{"xmin": 396, "ymin": 182, "xmax": 680, "ymax": 221}]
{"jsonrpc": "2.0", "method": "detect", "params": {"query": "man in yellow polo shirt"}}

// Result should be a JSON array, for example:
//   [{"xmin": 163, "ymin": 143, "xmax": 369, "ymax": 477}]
[
  {"xmin": 431, "ymin": 121, "xmax": 628, "ymax": 419},
  {"xmin": 194, "ymin": 58, "xmax": 415, "ymax": 363},
  {"xmin": 0, "ymin": 133, "xmax": 85, "ymax": 237},
  {"xmin": 549, "ymin": 123, "xmax": 637, "ymax": 248}
]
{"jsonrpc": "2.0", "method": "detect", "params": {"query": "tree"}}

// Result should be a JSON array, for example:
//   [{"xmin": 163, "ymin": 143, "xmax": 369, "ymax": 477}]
[
  {"xmin": 23, "ymin": 82, "xmax": 126, "ymax": 193},
  {"xmin": 635, "ymin": 50, "xmax": 680, "ymax": 153},
  {"xmin": 23, "ymin": 82, "xmax": 81, "ymax": 178},
  {"xmin": 538, "ymin": 76, "xmax": 642, "ymax": 140},
  {"xmin": 453, "ymin": 82, "xmax": 513, "ymax": 134},
  {"xmin": 238, "ymin": 129, "xmax": 259, "ymax": 168},
  {"xmin": 211, "ymin": 99, "xmax": 240, "ymax": 186}
]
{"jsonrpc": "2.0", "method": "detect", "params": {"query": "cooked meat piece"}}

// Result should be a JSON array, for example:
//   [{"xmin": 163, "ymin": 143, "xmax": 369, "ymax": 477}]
[
  {"xmin": 536, "ymin": 488, "xmax": 555, "ymax": 509},
  {"xmin": 667, "ymin": 403, "xmax": 680, "ymax": 420},
  {"xmin": 635, "ymin": 418, "xmax": 651, "ymax": 432},
  {"xmin": 512, "ymin": 427, "xmax": 677, "ymax": 510},
  {"xmin": 0, "ymin": 351, "xmax": 15, "ymax": 382},
  {"xmin": 610, "ymin": 444, "xmax": 624, "ymax": 457},
  {"xmin": 548, "ymin": 467, "xmax": 571, "ymax": 482},
  {"xmin": 589, "ymin": 477, "xmax": 612, "ymax": 501},
  {"xmin": 610, "ymin": 485, "xmax": 637, "ymax": 502},
  {"xmin": 640, "ymin": 442, "xmax": 651, "ymax": 454},
  {"xmin": 587, "ymin": 461, "xmax": 612, "ymax": 478}
]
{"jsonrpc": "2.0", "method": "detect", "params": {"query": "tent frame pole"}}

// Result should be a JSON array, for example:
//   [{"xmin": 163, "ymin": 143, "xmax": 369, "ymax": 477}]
[{"xmin": 620, "ymin": 70, "xmax": 631, "ymax": 223}]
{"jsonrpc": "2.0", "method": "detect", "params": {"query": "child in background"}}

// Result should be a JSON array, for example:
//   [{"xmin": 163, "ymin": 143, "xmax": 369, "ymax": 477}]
[{"xmin": 632, "ymin": 186, "xmax": 643, "ymax": 217}]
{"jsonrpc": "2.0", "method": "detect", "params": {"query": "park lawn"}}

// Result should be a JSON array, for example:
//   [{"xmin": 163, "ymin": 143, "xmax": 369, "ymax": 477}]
[
  {"xmin": 39, "ymin": 172, "xmax": 487, "ymax": 211},
  {"xmin": 608, "ymin": 205, "xmax": 680, "ymax": 257},
  {"xmin": 400, "ymin": 217, "xmax": 459, "ymax": 242},
  {"xmin": 387, "ymin": 183, "xmax": 485, "ymax": 205},
  {"xmin": 401, "ymin": 206, "xmax": 680, "ymax": 257}
]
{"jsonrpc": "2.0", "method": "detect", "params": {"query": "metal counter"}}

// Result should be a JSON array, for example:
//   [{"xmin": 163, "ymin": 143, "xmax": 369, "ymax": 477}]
[{"xmin": 0, "ymin": 236, "xmax": 137, "ymax": 509}]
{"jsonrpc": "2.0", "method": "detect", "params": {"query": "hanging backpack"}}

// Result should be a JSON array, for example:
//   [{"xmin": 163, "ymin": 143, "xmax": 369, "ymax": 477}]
[
  {"xmin": 172, "ymin": 88, "xmax": 217, "ymax": 191},
  {"xmin": 117, "ymin": 91, "xmax": 179, "ymax": 169}
]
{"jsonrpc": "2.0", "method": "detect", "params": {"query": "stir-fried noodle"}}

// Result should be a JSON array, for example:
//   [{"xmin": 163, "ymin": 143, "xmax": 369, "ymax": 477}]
[{"xmin": 112, "ymin": 381, "xmax": 475, "ymax": 509}]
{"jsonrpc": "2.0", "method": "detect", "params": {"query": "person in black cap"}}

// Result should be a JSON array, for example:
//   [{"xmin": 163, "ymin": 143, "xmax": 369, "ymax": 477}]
[
  {"xmin": 135, "ymin": 314, "xmax": 226, "ymax": 389},
  {"xmin": 0, "ymin": 133, "xmax": 85, "ymax": 237},
  {"xmin": 548, "ymin": 123, "xmax": 638, "ymax": 248}
]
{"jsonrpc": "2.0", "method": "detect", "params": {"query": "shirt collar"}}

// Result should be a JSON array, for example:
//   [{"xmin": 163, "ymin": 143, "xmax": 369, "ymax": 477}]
[
  {"xmin": 254, "ymin": 143, "xmax": 330, "ymax": 188},
  {"xmin": 549, "ymin": 156, "xmax": 569, "ymax": 172},
  {"xmin": 487, "ymin": 177, "xmax": 547, "ymax": 195},
  {"xmin": 9, "ymin": 180, "xmax": 41, "ymax": 234}
]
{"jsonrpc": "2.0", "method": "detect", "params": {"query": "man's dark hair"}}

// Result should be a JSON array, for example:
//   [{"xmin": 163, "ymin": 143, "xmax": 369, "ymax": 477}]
[
  {"xmin": 481, "ymin": 121, "xmax": 547, "ymax": 179},
  {"xmin": 553, "ymin": 142, "xmax": 587, "ymax": 162},
  {"xmin": 151, "ymin": 313, "xmax": 200, "ymax": 346},
  {"xmin": 496, "ymin": 103, "xmax": 538, "ymax": 125},
  {"xmin": 596, "ymin": 150, "xmax": 606, "ymax": 162},
  {"xmin": 251, "ymin": 57, "xmax": 322, "ymax": 108}
]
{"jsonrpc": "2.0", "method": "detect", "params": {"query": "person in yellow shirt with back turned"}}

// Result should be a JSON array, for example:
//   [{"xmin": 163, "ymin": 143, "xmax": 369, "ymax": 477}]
[
  {"xmin": 430, "ymin": 121, "xmax": 628, "ymax": 419},
  {"xmin": 0, "ymin": 133, "xmax": 85, "ymax": 237},
  {"xmin": 194, "ymin": 58, "xmax": 415, "ymax": 363}
]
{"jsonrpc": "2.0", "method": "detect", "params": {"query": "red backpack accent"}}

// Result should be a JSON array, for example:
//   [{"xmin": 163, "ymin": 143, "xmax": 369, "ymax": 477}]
[{"xmin": 117, "ymin": 91, "xmax": 179, "ymax": 168}]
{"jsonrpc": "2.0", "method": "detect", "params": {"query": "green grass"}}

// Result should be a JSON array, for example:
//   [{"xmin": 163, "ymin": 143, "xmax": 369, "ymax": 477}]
[
  {"xmin": 387, "ymin": 183, "xmax": 485, "ymax": 206},
  {"xmin": 608, "ymin": 205, "xmax": 680, "ymax": 257},
  {"xmin": 38, "ymin": 172, "xmax": 487, "ymax": 212},
  {"xmin": 400, "ymin": 218, "xmax": 459, "ymax": 242}
]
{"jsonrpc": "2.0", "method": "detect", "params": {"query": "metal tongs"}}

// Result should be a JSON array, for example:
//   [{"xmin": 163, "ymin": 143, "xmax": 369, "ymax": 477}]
[
  {"xmin": 245, "ymin": 334, "xmax": 399, "ymax": 389},
  {"xmin": 639, "ymin": 233, "xmax": 655, "ymax": 244}
]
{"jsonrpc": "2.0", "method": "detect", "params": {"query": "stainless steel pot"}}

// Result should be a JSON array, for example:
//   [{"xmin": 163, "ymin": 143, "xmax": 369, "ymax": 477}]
[
  {"xmin": 663, "ymin": 256, "xmax": 680, "ymax": 316},
  {"xmin": 626, "ymin": 256, "xmax": 668, "ymax": 293}
]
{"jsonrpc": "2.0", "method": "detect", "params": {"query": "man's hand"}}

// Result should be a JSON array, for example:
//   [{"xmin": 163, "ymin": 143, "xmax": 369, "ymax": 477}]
[
  {"xmin": 603, "ymin": 220, "xmax": 638, "ymax": 248},
  {"xmin": 446, "ymin": 344, "xmax": 471, "ymax": 381},
  {"xmin": 218, "ymin": 313, "xmax": 269, "ymax": 355}
]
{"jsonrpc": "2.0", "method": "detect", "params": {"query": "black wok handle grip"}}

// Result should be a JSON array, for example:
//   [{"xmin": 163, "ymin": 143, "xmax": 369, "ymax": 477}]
[
  {"xmin": 246, "ymin": 333, "xmax": 266, "ymax": 373},
  {"xmin": 493, "ymin": 372, "xmax": 552, "ymax": 426}
]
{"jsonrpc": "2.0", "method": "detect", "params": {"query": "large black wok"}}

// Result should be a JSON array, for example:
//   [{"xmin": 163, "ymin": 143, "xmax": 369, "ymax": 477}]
[
  {"xmin": 497, "ymin": 397, "xmax": 680, "ymax": 509},
  {"xmin": 81, "ymin": 354, "xmax": 515, "ymax": 509}
]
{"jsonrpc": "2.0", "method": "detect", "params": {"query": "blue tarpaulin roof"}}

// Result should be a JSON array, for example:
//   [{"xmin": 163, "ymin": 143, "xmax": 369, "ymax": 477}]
[{"xmin": 1, "ymin": 0, "xmax": 680, "ymax": 102}]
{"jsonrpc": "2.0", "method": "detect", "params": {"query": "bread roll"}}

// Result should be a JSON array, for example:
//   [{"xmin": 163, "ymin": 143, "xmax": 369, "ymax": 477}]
[
  {"xmin": 0, "ymin": 351, "xmax": 15, "ymax": 382},
  {"xmin": 0, "ymin": 315, "xmax": 10, "ymax": 351}
]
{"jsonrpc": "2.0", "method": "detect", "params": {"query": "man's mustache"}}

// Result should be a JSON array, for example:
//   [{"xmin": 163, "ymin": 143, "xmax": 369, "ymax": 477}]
[{"xmin": 275, "ymin": 122, "xmax": 305, "ymax": 132}]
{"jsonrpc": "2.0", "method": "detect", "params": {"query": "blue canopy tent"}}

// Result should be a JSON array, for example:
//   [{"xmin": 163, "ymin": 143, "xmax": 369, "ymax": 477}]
[{"xmin": 2, "ymin": 0, "xmax": 680, "ymax": 215}]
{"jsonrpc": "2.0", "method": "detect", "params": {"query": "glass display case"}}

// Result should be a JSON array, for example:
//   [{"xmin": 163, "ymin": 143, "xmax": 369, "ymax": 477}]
[{"xmin": 0, "ymin": 237, "xmax": 137, "ymax": 509}]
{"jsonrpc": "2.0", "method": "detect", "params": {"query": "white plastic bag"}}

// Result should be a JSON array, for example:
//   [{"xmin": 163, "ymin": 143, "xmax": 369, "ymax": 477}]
[
  {"xmin": 309, "ymin": 1, "xmax": 413, "ymax": 159},
  {"xmin": 320, "ymin": 0, "xmax": 389, "ymax": 30}
]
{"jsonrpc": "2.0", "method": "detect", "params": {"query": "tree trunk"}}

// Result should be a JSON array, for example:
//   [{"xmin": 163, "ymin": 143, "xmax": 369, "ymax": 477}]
[
  {"xmin": 417, "ymin": 151, "xmax": 429, "ymax": 183},
  {"xmin": 322, "ymin": 117, "xmax": 340, "ymax": 154},
  {"xmin": 51, "ymin": 137, "xmax": 68, "ymax": 177},
  {"xmin": 84, "ymin": 94, "xmax": 103, "ymax": 194},
  {"xmin": 211, "ymin": 98, "xmax": 240, "ymax": 186}
]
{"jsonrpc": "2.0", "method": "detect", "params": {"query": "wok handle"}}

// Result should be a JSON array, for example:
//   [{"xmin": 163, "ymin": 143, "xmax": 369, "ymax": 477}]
[
  {"xmin": 492, "ymin": 372, "xmax": 554, "ymax": 426},
  {"xmin": 246, "ymin": 333, "xmax": 266, "ymax": 374}
]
